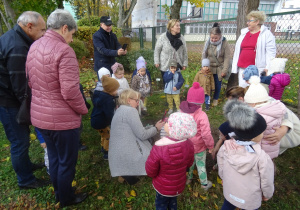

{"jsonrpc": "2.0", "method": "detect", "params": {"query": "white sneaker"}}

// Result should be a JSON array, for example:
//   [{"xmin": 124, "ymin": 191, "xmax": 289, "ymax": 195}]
[
  {"xmin": 167, "ymin": 109, "xmax": 173, "ymax": 115},
  {"xmin": 201, "ymin": 180, "xmax": 212, "ymax": 191}
]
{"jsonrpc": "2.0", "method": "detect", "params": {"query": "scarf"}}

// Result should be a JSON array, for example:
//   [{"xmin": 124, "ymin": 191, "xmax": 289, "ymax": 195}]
[
  {"xmin": 137, "ymin": 73, "xmax": 150, "ymax": 97},
  {"xmin": 166, "ymin": 31, "xmax": 183, "ymax": 51},
  {"xmin": 235, "ymin": 140, "xmax": 256, "ymax": 153},
  {"xmin": 203, "ymin": 36, "xmax": 223, "ymax": 58}
]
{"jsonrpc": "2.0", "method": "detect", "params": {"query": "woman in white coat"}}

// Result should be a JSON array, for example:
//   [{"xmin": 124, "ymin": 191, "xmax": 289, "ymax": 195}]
[{"xmin": 232, "ymin": 11, "xmax": 276, "ymax": 88}]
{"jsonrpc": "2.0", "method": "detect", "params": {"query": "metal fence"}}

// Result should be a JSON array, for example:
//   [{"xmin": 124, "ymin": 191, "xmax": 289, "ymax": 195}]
[{"xmin": 128, "ymin": 10, "xmax": 300, "ymax": 106}]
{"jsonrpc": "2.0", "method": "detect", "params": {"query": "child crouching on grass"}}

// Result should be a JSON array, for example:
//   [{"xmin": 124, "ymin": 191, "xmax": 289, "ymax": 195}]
[
  {"xmin": 218, "ymin": 100, "xmax": 274, "ymax": 210},
  {"xmin": 146, "ymin": 112, "xmax": 196, "ymax": 209},
  {"xmin": 179, "ymin": 82, "xmax": 214, "ymax": 191}
]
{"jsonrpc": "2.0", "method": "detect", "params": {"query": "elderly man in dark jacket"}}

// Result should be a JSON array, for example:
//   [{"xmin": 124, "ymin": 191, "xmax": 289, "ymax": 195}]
[
  {"xmin": 93, "ymin": 16, "xmax": 126, "ymax": 75},
  {"xmin": 0, "ymin": 11, "xmax": 47, "ymax": 189}
]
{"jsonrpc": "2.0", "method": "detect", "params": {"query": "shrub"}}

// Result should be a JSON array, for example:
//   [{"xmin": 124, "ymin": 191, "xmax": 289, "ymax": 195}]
[
  {"xmin": 118, "ymin": 37, "xmax": 131, "ymax": 52},
  {"xmin": 69, "ymin": 38, "xmax": 90, "ymax": 59},
  {"xmin": 77, "ymin": 16, "xmax": 100, "ymax": 27},
  {"xmin": 75, "ymin": 26, "xmax": 123, "ymax": 41}
]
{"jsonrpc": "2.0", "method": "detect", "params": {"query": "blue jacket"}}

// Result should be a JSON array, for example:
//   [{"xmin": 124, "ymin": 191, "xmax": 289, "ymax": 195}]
[
  {"xmin": 163, "ymin": 69, "xmax": 184, "ymax": 94},
  {"xmin": 0, "ymin": 24, "xmax": 33, "ymax": 107},
  {"xmin": 91, "ymin": 90, "xmax": 116, "ymax": 129},
  {"xmin": 131, "ymin": 68, "xmax": 152, "ymax": 84},
  {"xmin": 93, "ymin": 27, "xmax": 121, "ymax": 73}
]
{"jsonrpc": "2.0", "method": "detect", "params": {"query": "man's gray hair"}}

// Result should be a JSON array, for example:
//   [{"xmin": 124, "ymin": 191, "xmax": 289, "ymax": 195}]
[
  {"xmin": 17, "ymin": 11, "xmax": 42, "ymax": 26},
  {"xmin": 47, "ymin": 9, "xmax": 77, "ymax": 31}
]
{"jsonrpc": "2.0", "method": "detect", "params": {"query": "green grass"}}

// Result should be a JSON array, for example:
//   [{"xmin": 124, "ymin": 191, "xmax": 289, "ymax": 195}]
[{"xmin": 1, "ymin": 92, "xmax": 300, "ymax": 209}]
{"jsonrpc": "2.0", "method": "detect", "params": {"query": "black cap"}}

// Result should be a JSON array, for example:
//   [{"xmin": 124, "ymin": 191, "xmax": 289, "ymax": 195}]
[{"xmin": 100, "ymin": 16, "xmax": 112, "ymax": 26}]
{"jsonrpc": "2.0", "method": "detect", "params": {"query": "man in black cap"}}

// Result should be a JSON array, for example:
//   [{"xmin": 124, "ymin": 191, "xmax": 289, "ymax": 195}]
[{"xmin": 93, "ymin": 16, "xmax": 126, "ymax": 76}]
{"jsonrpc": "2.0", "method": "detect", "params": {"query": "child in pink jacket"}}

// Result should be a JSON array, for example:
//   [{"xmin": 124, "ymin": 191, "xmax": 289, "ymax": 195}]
[
  {"xmin": 179, "ymin": 82, "xmax": 214, "ymax": 191},
  {"xmin": 218, "ymin": 100, "xmax": 274, "ymax": 210},
  {"xmin": 244, "ymin": 76, "xmax": 286, "ymax": 159},
  {"xmin": 145, "ymin": 112, "xmax": 196, "ymax": 209}
]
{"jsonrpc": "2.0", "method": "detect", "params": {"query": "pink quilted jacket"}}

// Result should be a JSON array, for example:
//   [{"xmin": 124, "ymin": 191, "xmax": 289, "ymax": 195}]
[
  {"xmin": 145, "ymin": 137, "xmax": 194, "ymax": 196},
  {"xmin": 269, "ymin": 73, "xmax": 290, "ymax": 100},
  {"xmin": 255, "ymin": 100, "xmax": 286, "ymax": 159},
  {"xmin": 26, "ymin": 30, "xmax": 88, "ymax": 130}
]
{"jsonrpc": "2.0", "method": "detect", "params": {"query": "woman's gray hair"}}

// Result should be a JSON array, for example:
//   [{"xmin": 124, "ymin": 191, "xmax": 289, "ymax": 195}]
[
  {"xmin": 47, "ymin": 9, "xmax": 77, "ymax": 31},
  {"xmin": 17, "ymin": 11, "xmax": 42, "ymax": 26}
]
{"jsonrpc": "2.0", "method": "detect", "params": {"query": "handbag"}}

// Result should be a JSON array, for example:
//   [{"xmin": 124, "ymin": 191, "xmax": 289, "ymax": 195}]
[{"xmin": 16, "ymin": 76, "xmax": 32, "ymax": 125}]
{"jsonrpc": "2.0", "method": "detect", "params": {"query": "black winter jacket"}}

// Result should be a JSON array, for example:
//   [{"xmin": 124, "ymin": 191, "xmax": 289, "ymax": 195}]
[
  {"xmin": 0, "ymin": 24, "xmax": 33, "ymax": 107},
  {"xmin": 93, "ymin": 27, "xmax": 121, "ymax": 73}
]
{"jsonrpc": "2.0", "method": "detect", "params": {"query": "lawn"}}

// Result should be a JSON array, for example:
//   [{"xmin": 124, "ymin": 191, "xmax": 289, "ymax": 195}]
[{"xmin": 0, "ymin": 89, "xmax": 300, "ymax": 209}]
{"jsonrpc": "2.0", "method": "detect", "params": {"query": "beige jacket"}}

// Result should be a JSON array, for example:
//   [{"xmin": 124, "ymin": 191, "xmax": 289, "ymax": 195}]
[
  {"xmin": 203, "ymin": 39, "xmax": 231, "ymax": 81},
  {"xmin": 193, "ymin": 71, "xmax": 215, "ymax": 95},
  {"xmin": 217, "ymin": 139, "xmax": 274, "ymax": 210}
]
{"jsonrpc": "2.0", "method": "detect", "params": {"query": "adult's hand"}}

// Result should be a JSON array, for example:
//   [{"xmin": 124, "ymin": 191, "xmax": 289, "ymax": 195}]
[
  {"xmin": 155, "ymin": 64, "xmax": 160, "ymax": 68},
  {"xmin": 182, "ymin": 66, "xmax": 186, "ymax": 70},
  {"xmin": 117, "ymin": 48, "xmax": 126, "ymax": 56},
  {"xmin": 264, "ymin": 126, "xmax": 289, "ymax": 145},
  {"xmin": 155, "ymin": 120, "xmax": 165, "ymax": 131},
  {"xmin": 221, "ymin": 72, "xmax": 226, "ymax": 77}
]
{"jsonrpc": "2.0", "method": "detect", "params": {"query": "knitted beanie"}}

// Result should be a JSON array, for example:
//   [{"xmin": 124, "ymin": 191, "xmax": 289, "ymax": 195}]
[
  {"xmin": 101, "ymin": 76, "xmax": 120, "ymax": 95},
  {"xmin": 243, "ymin": 65, "xmax": 259, "ymax": 81},
  {"xmin": 98, "ymin": 67, "xmax": 111, "ymax": 80},
  {"xmin": 202, "ymin": 58, "xmax": 210, "ymax": 67},
  {"xmin": 169, "ymin": 59, "xmax": 177, "ymax": 67},
  {"xmin": 111, "ymin": 62, "xmax": 124, "ymax": 74},
  {"xmin": 219, "ymin": 121, "xmax": 234, "ymax": 140},
  {"xmin": 267, "ymin": 58, "xmax": 288, "ymax": 76},
  {"xmin": 168, "ymin": 112, "xmax": 197, "ymax": 140},
  {"xmin": 224, "ymin": 100, "xmax": 267, "ymax": 141},
  {"xmin": 187, "ymin": 82, "xmax": 205, "ymax": 104},
  {"xmin": 136, "ymin": 56, "xmax": 146, "ymax": 70},
  {"xmin": 244, "ymin": 76, "xmax": 269, "ymax": 103}
]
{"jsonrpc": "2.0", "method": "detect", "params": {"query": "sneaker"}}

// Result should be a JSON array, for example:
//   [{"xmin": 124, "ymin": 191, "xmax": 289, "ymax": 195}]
[
  {"xmin": 167, "ymin": 109, "xmax": 173, "ymax": 115},
  {"xmin": 60, "ymin": 192, "xmax": 88, "ymax": 208},
  {"xmin": 103, "ymin": 152, "xmax": 108, "ymax": 160},
  {"xmin": 186, "ymin": 179, "xmax": 192, "ymax": 185},
  {"xmin": 205, "ymin": 104, "xmax": 210, "ymax": 111},
  {"xmin": 201, "ymin": 180, "xmax": 212, "ymax": 191},
  {"xmin": 19, "ymin": 178, "xmax": 51, "ymax": 189},
  {"xmin": 212, "ymin": 99, "xmax": 218, "ymax": 107}
]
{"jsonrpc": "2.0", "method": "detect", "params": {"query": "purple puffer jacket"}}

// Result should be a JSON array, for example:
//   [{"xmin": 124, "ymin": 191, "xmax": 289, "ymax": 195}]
[
  {"xmin": 26, "ymin": 30, "xmax": 88, "ymax": 130},
  {"xmin": 269, "ymin": 73, "xmax": 290, "ymax": 100},
  {"xmin": 255, "ymin": 100, "xmax": 286, "ymax": 159},
  {"xmin": 145, "ymin": 137, "xmax": 194, "ymax": 196}
]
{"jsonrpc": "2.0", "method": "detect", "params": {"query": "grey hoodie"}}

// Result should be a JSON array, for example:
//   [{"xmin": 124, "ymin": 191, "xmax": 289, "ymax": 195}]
[{"xmin": 217, "ymin": 139, "xmax": 274, "ymax": 209}]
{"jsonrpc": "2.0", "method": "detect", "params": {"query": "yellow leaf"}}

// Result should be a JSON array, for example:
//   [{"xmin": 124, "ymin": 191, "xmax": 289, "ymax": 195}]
[
  {"xmin": 193, "ymin": 191, "xmax": 199, "ymax": 197},
  {"xmin": 160, "ymin": 95, "xmax": 166, "ymax": 98},
  {"xmin": 97, "ymin": 196, "xmax": 104, "ymax": 200},
  {"xmin": 212, "ymin": 193, "xmax": 218, "ymax": 198},
  {"xmin": 2, "ymin": 144, "xmax": 9, "ymax": 148},
  {"xmin": 6, "ymin": 157, "xmax": 10, "ymax": 161},
  {"xmin": 72, "ymin": 180, "xmax": 76, "ymax": 187},
  {"xmin": 212, "ymin": 184, "xmax": 216, "ymax": 188},
  {"xmin": 200, "ymin": 195, "xmax": 207, "ymax": 200},
  {"xmin": 217, "ymin": 176, "xmax": 222, "ymax": 185},
  {"xmin": 130, "ymin": 190, "xmax": 136, "ymax": 197},
  {"xmin": 48, "ymin": 186, "xmax": 54, "ymax": 192},
  {"xmin": 214, "ymin": 203, "xmax": 219, "ymax": 209}
]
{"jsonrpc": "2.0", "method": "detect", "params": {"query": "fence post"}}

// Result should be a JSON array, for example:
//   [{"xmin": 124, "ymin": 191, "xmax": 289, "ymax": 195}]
[
  {"xmin": 152, "ymin": 27, "xmax": 156, "ymax": 50},
  {"xmin": 139, "ymin": 28, "xmax": 144, "ymax": 49},
  {"xmin": 180, "ymin": 23, "xmax": 185, "ymax": 35}
]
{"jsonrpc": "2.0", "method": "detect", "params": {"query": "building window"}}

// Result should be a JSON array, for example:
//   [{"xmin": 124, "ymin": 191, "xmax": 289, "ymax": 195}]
[
  {"xmin": 180, "ymin": 1, "xmax": 188, "ymax": 18},
  {"xmin": 258, "ymin": 4, "xmax": 275, "ymax": 15},
  {"xmin": 203, "ymin": 2, "xmax": 219, "ymax": 21},
  {"xmin": 221, "ymin": 2, "xmax": 238, "ymax": 19}
]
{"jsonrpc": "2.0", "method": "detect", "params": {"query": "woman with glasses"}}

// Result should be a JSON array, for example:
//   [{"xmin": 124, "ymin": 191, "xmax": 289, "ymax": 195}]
[
  {"xmin": 232, "ymin": 11, "xmax": 276, "ymax": 88},
  {"xmin": 108, "ymin": 89, "xmax": 165, "ymax": 185}
]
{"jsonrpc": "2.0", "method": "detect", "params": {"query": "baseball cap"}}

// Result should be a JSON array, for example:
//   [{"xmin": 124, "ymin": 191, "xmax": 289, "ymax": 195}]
[{"xmin": 100, "ymin": 16, "xmax": 112, "ymax": 26}]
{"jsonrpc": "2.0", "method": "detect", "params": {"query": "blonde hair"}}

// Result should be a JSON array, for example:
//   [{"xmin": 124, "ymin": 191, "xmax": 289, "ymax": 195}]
[
  {"xmin": 118, "ymin": 89, "xmax": 141, "ymax": 105},
  {"xmin": 167, "ymin": 19, "xmax": 180, "ymax": 31},
  {"xmin": 226, "ymin": 86, "xmax": 246, "ymax": 99},
  {"xmin": 246, "ymin": 11, "xmax": 266, "ymax": 25}
]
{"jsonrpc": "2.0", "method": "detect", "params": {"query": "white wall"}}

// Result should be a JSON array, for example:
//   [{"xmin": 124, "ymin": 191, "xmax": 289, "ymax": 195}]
[{"xmin": 131, "ymin": 0, "xmax": 157, "ymax": 28}]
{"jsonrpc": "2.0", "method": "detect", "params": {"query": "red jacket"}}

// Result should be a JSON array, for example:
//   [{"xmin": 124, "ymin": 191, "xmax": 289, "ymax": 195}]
[
  {"xmin": 145, "ymin": 137, "xmax": 194, "ymax": 196},
  {"xmin": 26, "ymin": 30, "xmax": 88, "ymax": 130}
]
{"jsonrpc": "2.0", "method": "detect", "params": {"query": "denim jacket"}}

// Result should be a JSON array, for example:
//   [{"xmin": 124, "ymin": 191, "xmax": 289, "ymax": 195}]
[{"xmin": 163, "ymin": 69, "xmax": 184, "ymax": 94}]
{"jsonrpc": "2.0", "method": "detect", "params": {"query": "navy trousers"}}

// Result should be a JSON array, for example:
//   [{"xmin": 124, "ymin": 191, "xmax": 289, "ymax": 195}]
[
  {"xmin": 155, "ymin": 191, "xmax": 177, "ymax": 210},
  {"xmin": 38, "ymin": 128, "xmax": 79, "ymax": 205}
]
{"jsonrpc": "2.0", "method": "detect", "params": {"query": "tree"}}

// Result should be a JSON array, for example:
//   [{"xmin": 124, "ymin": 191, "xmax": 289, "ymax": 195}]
[
  {"xmin": 226, "ymin": 0, "xmax": 260, "ymax": 91},
  {"xmin": 117, "ymin": 0, "xmax": 137, "ymax": 29}
]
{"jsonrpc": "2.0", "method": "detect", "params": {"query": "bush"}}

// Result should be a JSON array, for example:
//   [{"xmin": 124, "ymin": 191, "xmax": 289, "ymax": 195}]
[
  {"xmin": 69, "ymin": 38, "xmax": 90, "ymax": 59},
  {"xmin": 118, "ymin": 37, "xmax": 131, "ymax": 52},
  {"xmin": 77, "ymin": 16, "xmax": 100, "ymax": 27},
  {"xmin": 75, "ymin": 26, "xmax": 123, "ymax": 41}
]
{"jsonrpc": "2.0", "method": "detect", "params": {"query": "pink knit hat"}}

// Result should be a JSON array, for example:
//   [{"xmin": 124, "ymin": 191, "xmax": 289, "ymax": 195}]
[
  {"xmin": 187, "ymin": 82, "xmax": 205, "ymax": 104},
  {"xmin": 168, "ymin": 112, "xmax": 197, "ymax": 140},
  {"xmin": 111, "ymin": 62, "xmax": 124, "ymax": 74}
]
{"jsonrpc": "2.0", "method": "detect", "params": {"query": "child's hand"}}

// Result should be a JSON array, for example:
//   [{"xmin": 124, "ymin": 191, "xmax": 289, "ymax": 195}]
[
  {"xmin": 155, "ymin": 120, "xmax": 165, "ymax": 131},
  {"xmin": 262, "ymin": 196, "xmax": 269, "ymax": 201},
  {"xmin": 40, "ymin": 143, "xmax": 46, "ymax": 149},
  {"xmin": 211, "ymin": 149, "xmax": 217, "ymax": 160},
  {"xmin": 208, "ymin": 148, "xmax": 214, "ymax": 154},
  {"xmin": 173, "ymin": 87, "xmax": 177, "ymax": 91}
]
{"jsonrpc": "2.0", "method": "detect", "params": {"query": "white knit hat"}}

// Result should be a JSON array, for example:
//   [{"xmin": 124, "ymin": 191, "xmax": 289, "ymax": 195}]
[
  {"xmin": 244, "ymin": 76, "xmax": 269, "ymax": 103},
  {"xmin": 267, "ymin": 58, "xmax": 288, "ymax": 76}
]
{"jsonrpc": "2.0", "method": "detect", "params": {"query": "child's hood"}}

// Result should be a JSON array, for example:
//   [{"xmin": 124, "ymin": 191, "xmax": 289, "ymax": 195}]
[
  {"xmin": 272, "ymin": 73, "xmax": 291, "ymax": 87},
  {"xmin": 155, "ymin": 137, "xmax": 190, "ymax": 165},
  {"xmin": 179, "ymin": 101, "xmax": 201, "ymax": 113},
  {"xmin": 255, "ymin": 100, "xmax": 286, "ymax": 119},
  {"xmin": 223, "ymin": 140, "xmax": 261, "ymax": 175}
]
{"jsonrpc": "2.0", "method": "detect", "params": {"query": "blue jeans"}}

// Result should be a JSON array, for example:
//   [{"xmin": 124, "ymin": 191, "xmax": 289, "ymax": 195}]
[
  {"xmin": 155, "ymin": 191, "xmax": 177, "ymax": 210},
  {"xmin": 213, "ymin": 74, "xmax": 222, "ymax": 100},
  {"xmin": 205, "ymin": 94, "xmax": 210, "ymax": 105},
  {"xmin": 0, "ymin": 106, "xmax": 35, "ymax": 186},
  {"xmin": 38, "ymin": 128, "xmax": 79, "ymax": 206},
  {"xmin": 221, "ymin": 198, "xmax": 258, "ymax": 210}
]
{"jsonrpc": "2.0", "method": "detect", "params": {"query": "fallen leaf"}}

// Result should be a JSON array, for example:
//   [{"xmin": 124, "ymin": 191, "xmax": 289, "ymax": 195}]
[
  {"xmin": 2, "ymin": 144, "xmax": 9, "ymax": 148},
  {"xmin": 217, "ymin": 176, "xmax": 222, "ymax": 185},
  {"xmin": 200, "ymin": 195, "xmax": 207, "ymax": 200},
  {"xmin": 193, "ymin": 191, "xmax": 199, "ymax": 197},
  {"xmin": 72, "ymin": 181, "xmax": 77, "ymax": 187},
  {"xmin": 212, "ymin": 193, "xmax": 218, "ymax": 198},
  {"xmin": 124, "ymin": 191, "xmax": 130, "ymax": 198},
  {"xmin": 289, "ymin": 166, "xmax": 294, "ymax": 169},
  {"xmin": 110, "ymin": 203, "xmax": 114, "ymax": 207},
  {"xmin": 214, "ymin": 203, "xmax": 219, "ymax": 209},
  {"xmin": 130, "ymin": 190, "xmax": 136, "ymax": 197},
  {"xmin": 212, "ymin": 184, "xmax": 216, "ymax": 188},
  {"xmin": 97, "ymin": 196, "xmax": 104, "ymax": 200}
]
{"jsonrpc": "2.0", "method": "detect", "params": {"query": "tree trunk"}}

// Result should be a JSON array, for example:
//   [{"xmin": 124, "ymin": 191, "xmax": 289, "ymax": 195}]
[
  {"xmin": 170, "ymin": 0, "xmax": 182, "ymax": 20},
  {"xmin": 226, "ymin": 0, "xmax": 260, "ymax": 91},
  {"xmin": 96, "ymin": 0, "xmax": 100, "ymax": 16},
  {"xmin": 86, "ymin": 0, "xmax": 92, "ymax": 19},
  {"xmin": 0, "ymin": 9, "xmax": 12, "ymax": 30},
  {"xmin": 2, "ymin": 0, "xmax": 16, "ymax": 25},
  {"xmin": 0, "ymin": 15, "xmax": 3, "ymax": 35},
  {"xmin": 117, "ymin": 0, "xmax": 137, "ymax": 29},
  {"xmin": 56, "ymin": 0, "xmax": 64, "ymax": 9}
]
